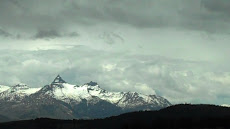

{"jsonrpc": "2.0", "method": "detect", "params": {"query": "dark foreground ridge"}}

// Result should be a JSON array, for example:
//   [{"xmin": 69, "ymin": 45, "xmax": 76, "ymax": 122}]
[{"xmin": 1, "ymin": 104, "xmax": 230, "ymax": 129}]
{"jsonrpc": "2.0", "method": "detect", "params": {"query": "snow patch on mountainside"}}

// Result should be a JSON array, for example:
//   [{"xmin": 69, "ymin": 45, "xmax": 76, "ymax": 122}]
[
  {"xmin": 0, "ymin": 85, "xmax": 10, "ymax": 93},
  {"xmin": 86, "ymin": 83, "xmax": 124, "ymax": 104},
  {"xmin": 221, "ymin": 104, "xmax": 230, "ymax": 107},
  {"xmin": 50, "ymin": 83, "xmax": 92, "ymax": 102}
]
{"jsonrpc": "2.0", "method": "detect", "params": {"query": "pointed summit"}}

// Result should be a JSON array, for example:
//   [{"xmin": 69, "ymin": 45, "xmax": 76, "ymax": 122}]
[
  {"xmin": 86, "ymin": 81, "xmax": 98, "ymax": 86},
  {"xmin": 52, "ymin": 75, "xmax": 66, "ymax": 84}
]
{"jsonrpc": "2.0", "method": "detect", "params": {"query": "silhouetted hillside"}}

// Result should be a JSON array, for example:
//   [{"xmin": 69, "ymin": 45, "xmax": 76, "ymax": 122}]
[
  {"xmin": 1, "ymin": 104, "xmax": 230, "ymax": 129},
  {"xmin": 0, "ymin": 115, "xmax": 10, "ymax": 123}
]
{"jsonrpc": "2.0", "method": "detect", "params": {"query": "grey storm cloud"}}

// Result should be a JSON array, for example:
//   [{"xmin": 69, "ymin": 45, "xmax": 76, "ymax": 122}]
[
  {"xmin": 0, "ymin": 0, "xmax": 230, "ymax": 34},
  {"xmin": 201, "ymin": 0, "xmax": 230, "ymax": 14},
  {"xmin": 32, "ymin": 30, "xmax": 79, "ymax": 39},
  {"xmin": 33, "ymin": 30, "xmax": 61, "ymax": 39},
  {"xmin": 66, "ymin": 32, "xmax": 80, "ymax": 37}
]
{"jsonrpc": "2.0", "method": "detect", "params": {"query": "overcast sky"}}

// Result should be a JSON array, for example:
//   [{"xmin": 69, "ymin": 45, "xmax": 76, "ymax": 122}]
[{"xmin": 0, "ymin": 0, "xmax": 230, "ymax": 104}]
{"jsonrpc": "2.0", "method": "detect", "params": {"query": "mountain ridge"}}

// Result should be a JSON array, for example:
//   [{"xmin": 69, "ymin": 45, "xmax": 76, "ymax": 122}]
[{"xmin": 0, "ymin": 75, "xmax": 171, "ymax": 122}]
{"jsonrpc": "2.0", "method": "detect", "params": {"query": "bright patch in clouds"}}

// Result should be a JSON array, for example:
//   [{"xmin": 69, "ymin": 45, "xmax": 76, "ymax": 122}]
[{"xmin": 102, "ymin": 64, "xmax": 117, "ymax": 72}]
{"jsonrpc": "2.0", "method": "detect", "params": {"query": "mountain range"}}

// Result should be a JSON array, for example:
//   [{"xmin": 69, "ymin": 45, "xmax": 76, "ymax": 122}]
[{"xmin": 0, "ymin": 75, "xmax": 171, "ymax": 122}]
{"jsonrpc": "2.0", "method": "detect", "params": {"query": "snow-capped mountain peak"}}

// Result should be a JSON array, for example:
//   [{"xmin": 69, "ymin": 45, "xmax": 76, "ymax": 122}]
[
  {"xmin": 0, "ymin": 84, "xmax": 40, "ymax": 102},
  {"xmin": 52, "ymin": 75, "xmax": 66, "ymax": 85},
  {"xmin": 37, "ymin": 76, "xmax": 94, "ymax": 103},
  {"xmin": 46, "ymin": 75, "xmax": 68, "ymax": 89},
  {"xmin": 85, "ymin": 81, "xmax": 98, "ymax": 86}
]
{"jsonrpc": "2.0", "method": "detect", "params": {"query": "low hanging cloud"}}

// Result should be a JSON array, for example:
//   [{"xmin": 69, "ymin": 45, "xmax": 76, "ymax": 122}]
[
  {"xmin": 66, "ymin": 32, "xmax": 80, "ymax": 37},
  {"xmin": 33, "ymin": 29, "xmax": 61, "ymax": 39},
  {"xmin": 0, "ymin": 46, "xmax": 228, "ymax": 105},
  {"xmin": 33, "ymin": 29, "xmax": 80, "ymax": 39}
]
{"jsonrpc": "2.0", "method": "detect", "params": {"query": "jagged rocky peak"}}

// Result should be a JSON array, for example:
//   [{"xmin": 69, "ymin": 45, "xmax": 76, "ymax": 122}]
[
  {"xmin": 52, "ymin": 75, "xmax": 66, "ymax": 84},
  {"xmin": 14, "ymin": 83, "xmax": 27, "ymax": 87},
  {"xmin": 86, "ymin": 81, "xmax": 98, "ymax": 86},
  {"xmin": 13, "ymin": 83, "xmax": 29, "ymax": 89}
]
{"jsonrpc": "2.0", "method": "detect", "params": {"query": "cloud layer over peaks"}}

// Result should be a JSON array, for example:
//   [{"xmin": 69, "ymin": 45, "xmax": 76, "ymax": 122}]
[{"xmin": 0, "ymin": 0, "xmax": 230, "ymax": 104}]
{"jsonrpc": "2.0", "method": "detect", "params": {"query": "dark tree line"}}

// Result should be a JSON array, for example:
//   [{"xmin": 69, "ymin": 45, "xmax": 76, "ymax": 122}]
[{"xmin": 1, "ymin": 104, "xmax": 230, "ymax": 129}]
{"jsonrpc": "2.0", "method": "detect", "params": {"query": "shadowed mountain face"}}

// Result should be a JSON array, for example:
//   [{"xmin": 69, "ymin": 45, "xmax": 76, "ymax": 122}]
[
  {"xmin": 1, "ymin": 104, "xmax": 230, "ymax": 129},
  {"xmin": 0, "ymin": 75, "xmax": 171, "ymax": 122}
]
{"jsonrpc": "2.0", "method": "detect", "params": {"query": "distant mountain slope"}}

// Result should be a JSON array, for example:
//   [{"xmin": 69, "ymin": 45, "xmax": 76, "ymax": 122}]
[
  {"xmin": 0, "ymin": 75, "xmax": 171, "ymax": 122},
  {"xmin": 1, "ymin": 104, "xmax": 230, "ymax": 129}
]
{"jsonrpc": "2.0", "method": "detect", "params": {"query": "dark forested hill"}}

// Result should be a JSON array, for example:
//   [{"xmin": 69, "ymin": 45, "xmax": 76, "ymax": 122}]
[{"xmin": 1, "ymin": 104, "xmax": 230, "ymax": 129}]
